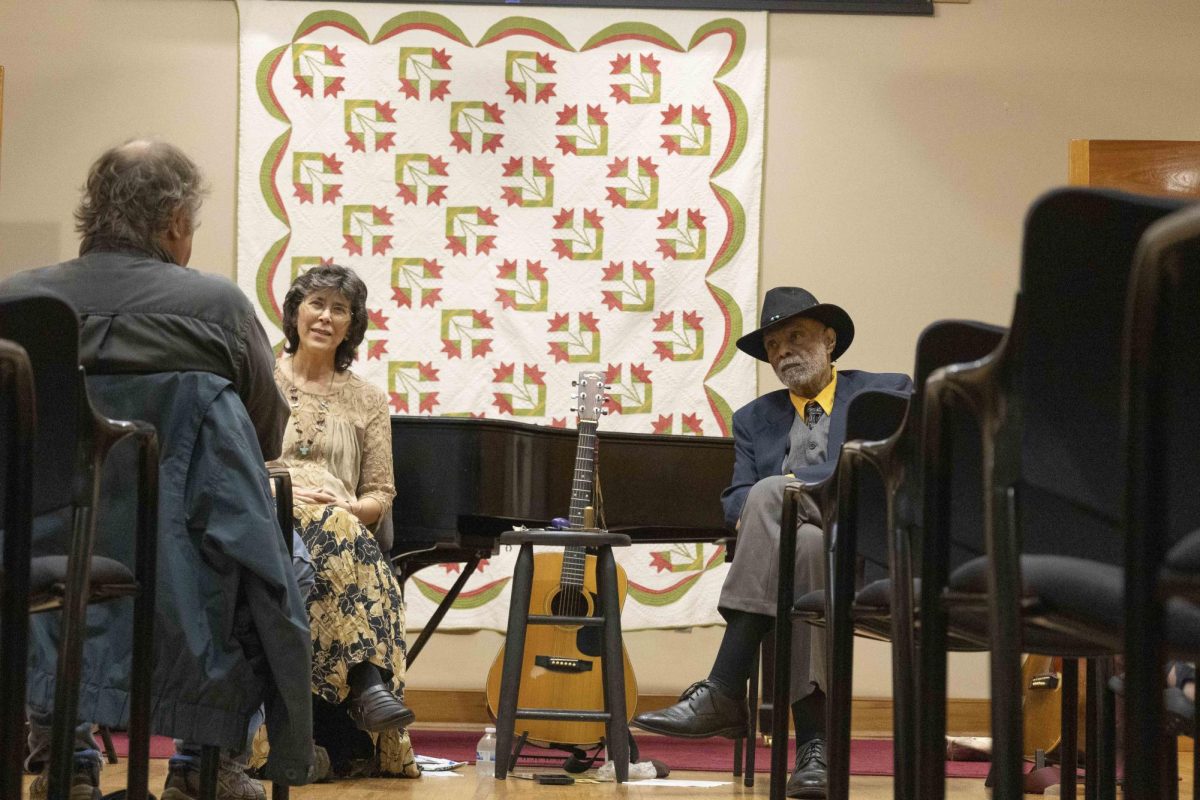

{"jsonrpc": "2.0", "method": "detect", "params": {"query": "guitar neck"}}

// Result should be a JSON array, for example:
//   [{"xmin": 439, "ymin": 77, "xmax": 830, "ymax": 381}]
[
  {"xmin": 561, "ymin": 419, "xmax": 598, "ymax": 588},
  {"xmin": 568, "ymin": 419, "xmax": 597, "ymax": 528}
]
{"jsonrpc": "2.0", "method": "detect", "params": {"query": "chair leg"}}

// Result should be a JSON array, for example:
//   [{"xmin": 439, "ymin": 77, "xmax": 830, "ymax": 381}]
[
  {"xmin": 745, "ymin": 647, "xmax": 758, "ymax": 787},
  {"xmin": 1099, "ymin": 659, "xmax": 1116, "ymax": 800},
  {"xmin": 1084, "ymin": 660, "xmax": 1100, "ymax": 800},
  {"xmin": 493, "ymin": 543, "xmax": 534, "ymax": 781},
  {"xmin": 47, "ymin": 507, "xmax": 98, "ymax": 800},
  {"xmin": 200, "ymin": 745, "xmax": 220, "ymax": 800},
  {"xmin": 98, "ymin": 726, "xmax": 119, "ymax": 764},
  {"xmin": 889, "ymin": 529, "xmax": 918, "ymax": 800},
  {"xmin": 1193, "ymin": 717, "xmax": 1199, "ymax": 800},
  {"xmin": 272, "ymin": 785, "xmax": 290, "ymax": 800},
  {"xmin": 0, "ymin": 499, "xmax": 31, "ymax": 800},
  {"xmin": 125, "ymin": 433, "xmax": 158, "ymax": 800},
  {"xmin": 597, "ymin": 546, "xmax": 629, "ymax": 783},
  {"xmin": 1060, "ymin": 659, "xmax": 1079, "ymax": 800},
  {"xmin": 771, "ymin": 486, "xmax": 801, "ymax": 800},
  {"xmin": 985, "ymin": 486, "xmax": 1025, "ymax": 800},
  {"xmin": 918, "ymin": 398, "xmax": 952, "ymax": 800},
  {"xmin": 1164, "ymin": 736, "xmax": 1180, "ymax": 800}
]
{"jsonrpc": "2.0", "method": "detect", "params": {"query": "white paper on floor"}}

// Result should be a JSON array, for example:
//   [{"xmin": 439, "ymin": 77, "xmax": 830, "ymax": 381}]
[{"xmin": 628, "ymin": 779, "xmax": 731, "ymax": 787}]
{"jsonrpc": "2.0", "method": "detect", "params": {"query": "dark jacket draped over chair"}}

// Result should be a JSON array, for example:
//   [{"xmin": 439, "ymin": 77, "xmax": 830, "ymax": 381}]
[{"xmin": 25, "ymin": 372, "xmax": 314, "ymax": 784}]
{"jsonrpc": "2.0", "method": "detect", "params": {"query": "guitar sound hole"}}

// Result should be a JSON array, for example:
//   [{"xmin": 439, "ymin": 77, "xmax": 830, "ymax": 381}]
[{"xmin": 550, "ymin": 586, "xmax": 593, "ymax": 620}]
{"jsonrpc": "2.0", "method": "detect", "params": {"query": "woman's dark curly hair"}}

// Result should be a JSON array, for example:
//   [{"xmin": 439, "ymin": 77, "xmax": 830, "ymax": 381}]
[{"xmin": 281, "ymin": 264, "xmax": 369, "ymax": 372}]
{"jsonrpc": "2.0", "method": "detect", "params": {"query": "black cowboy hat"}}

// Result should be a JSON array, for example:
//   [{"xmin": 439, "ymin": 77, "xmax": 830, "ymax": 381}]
[{"xmin": 735, "ymin": 286, "xmax": 855, "ymax": 362}]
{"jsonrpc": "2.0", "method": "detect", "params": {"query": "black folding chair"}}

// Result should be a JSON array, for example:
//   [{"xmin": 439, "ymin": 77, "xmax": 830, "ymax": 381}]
[
  {"xmin": 0, "ymin": 293, "xmax": 159, "ymax": 800},
  {"xmin": 918, "ymin": 188, "xmax": 1188, "ymax": 800},
  {"xmin": 768, "ymin": 388, "xmax": 911, "ymax": 800},
  {"xmin": 0, "ymin": 338, "xmax": 36, "ymax": 800},
  {"xmin": 781, "ymin": 319, "xmax": 1005, "ymax": 800},
  {"xmin": 1122, "ymin": 203, "xmax": 1200, "ymax": 800}
]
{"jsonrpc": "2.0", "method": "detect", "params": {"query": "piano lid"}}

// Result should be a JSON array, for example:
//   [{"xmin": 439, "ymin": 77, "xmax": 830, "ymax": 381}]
[{"xmin": 390, "ymin": 415, "xmax": 733, "ymax": 548}]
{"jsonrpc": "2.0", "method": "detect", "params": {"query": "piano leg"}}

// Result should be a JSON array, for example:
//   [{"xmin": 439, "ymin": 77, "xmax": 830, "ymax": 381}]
[{"xmin": 404, "ymin": 556, "xmax": 481, "ymax": 667}]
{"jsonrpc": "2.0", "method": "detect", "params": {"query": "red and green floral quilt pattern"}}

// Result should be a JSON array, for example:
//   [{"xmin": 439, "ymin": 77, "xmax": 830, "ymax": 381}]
[{"xmin": 237, "ymin": 1, "xmax": 765, "ymax": 631}]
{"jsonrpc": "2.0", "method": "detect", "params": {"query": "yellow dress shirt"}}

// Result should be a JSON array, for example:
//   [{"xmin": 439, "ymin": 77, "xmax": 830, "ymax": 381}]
[{"xmin": 789, "ymin": 366, "xmax": 837, "ymax": 418}]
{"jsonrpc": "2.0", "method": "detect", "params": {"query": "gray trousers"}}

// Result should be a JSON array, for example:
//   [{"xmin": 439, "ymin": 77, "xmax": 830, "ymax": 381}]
[
  {"xmin": 26, "ymin": 531, "xmax": 316, "ymax": 769},
  {"xmin": 719, "ymin": 474, "xmax": 826, "ymax": 701}
]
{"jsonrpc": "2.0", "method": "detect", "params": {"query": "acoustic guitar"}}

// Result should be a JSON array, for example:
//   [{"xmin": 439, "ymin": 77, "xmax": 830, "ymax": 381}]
[
  {"xmin": 484, "ymin": 371, "xmax": 639, "ymax": 748},
  {"xmin": 1022, "ymin": 654, "xmax": 1088, "ymax": 761}
]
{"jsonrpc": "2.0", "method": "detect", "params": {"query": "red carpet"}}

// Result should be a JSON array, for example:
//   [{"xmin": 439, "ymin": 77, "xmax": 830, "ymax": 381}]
[
  {"xmin": 404, "ymin": 729, "xmax": 994, "ymax": 778},
  {"xmin": 110, "ymin": 729, "xmax": 992, "ymax": 779},
  {"xmin": 107, "ymin": 734, "xmax": 176, "ymax": 760}
]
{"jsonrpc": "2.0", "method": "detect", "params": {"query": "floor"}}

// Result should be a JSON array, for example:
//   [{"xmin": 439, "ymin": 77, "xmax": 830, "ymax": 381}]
[{"xmin": 24, "ymin": 734, "xmax": 1195, "ymax": 799}]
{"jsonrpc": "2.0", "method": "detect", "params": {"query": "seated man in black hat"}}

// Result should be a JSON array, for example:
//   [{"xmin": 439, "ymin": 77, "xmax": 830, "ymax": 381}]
[{"xmin": 631, "ymin": 287, "xmax": 912, "ymax": 799}]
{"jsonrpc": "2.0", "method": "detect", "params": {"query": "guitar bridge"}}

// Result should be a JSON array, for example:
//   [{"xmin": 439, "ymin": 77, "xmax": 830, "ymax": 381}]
[{"xmin": 535, "ymin": 655, "xmax": 593, "ymax": 673}]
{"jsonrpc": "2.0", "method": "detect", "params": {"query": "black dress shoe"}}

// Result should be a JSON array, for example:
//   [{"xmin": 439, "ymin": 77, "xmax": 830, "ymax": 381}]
[
  {"xmin": 348, "ymin": 684, "xmax": 416, "ymax": 732},
  {"xmin": 786, "ymin": 738, "xmax": 828, "ymax": 799},
  {"xmin": 630, "ymin": 679, "xmax": 748, "ymax": 738}
]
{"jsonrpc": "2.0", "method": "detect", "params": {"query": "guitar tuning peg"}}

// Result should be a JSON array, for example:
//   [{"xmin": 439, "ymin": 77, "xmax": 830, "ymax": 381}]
[
  {"xmin": 601, "ymin": 409, "xmax": 609, "ymax": 416},
  {"xmin": 570, "ymin": 407, "xmax": 577, "ymax": 413},
  {"xmin": 604, "ymin": 384, "xmax": 613, "ymax": 391},
  {"xmin": 571, "ymin": 380, "xmax": 578, "ymax": 387}
]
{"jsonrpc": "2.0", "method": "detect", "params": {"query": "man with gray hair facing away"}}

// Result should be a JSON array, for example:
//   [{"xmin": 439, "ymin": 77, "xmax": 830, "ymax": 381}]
[
  {"xmin": 632, "ymin": 287, "xmax": 911, "ymax": 799},
  {"xmin": 1, "ymin": 140, "xmax": 314, "ymax": 800}
]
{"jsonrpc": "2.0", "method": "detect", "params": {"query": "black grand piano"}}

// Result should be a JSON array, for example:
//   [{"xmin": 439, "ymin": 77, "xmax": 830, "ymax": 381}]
[{"xmin": 389, "ymin": 415, "xmax": 735, "ymax": 663}]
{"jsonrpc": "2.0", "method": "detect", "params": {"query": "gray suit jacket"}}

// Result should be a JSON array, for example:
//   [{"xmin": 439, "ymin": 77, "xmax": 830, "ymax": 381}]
[{"xmin": 0, "ymin": 248, "xmax": 288, "ymax": 458}]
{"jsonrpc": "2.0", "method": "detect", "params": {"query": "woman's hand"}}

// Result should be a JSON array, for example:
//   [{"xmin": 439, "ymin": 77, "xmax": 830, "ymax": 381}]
[
  {"xmin": 294, "ymin": 487, "xmax": 370, "ymax": 523},
  {"xmin": 293, "ymin": 487, "xmax": 339, "ymax": 506}
]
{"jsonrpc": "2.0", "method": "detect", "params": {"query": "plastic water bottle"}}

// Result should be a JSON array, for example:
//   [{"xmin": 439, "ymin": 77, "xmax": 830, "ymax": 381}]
[{"xmin": 475, "ymin": 726, "xmax": 497, "ymax": 777}]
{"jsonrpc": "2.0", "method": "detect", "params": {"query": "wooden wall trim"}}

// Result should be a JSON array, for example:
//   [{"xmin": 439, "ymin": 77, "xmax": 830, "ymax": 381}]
[{"xmin": 405, "ymin": 689, "xmax": 991, "ymax": 737}]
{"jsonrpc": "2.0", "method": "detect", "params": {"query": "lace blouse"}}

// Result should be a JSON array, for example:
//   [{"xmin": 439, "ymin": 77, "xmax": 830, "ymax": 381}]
[{"xmin": 271, "ymin": 362, "xmax": 396, "ymax": 514}]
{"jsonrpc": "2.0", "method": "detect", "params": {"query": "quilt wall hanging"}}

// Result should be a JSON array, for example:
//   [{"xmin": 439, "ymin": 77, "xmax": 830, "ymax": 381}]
[{"xmin": 237, "ymin": 0, "xmax": 766, "ymax": 631}]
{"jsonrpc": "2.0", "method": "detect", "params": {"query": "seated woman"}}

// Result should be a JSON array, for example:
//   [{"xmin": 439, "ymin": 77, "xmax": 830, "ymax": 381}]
[{"xmin": 267, "ymin": 263, "xmax": 418, "ymax": 779}]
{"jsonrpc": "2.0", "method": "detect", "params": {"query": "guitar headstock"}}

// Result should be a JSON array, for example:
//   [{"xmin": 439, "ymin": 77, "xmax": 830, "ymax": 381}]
[{"xmin": 571, "ymin": 371, "xmax": 609, "ymax": 423}]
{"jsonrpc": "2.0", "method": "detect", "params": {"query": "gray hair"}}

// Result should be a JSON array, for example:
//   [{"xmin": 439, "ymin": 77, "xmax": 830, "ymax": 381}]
[
  {"xmin": 281, "ymin": 264, "xmax": 369, "ymax": 372},
  {"xmin": 74, "ymin": 139, "xmax": 207, "ymax": 262}
]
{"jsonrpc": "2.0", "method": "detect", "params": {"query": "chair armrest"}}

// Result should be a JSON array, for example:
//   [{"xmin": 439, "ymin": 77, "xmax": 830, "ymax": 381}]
[{"xmin": 267, "ymin": 467, "xmax": 294, "ymax": 550}]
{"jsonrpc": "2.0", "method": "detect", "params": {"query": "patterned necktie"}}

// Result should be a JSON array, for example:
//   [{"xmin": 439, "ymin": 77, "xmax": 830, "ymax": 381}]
[{"xmin": 804, "ymin": 400, "xmax": 823, "ymax": 428}]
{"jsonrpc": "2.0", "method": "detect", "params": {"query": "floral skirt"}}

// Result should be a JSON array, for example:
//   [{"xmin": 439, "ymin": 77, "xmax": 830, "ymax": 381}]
[{"xmin": 252, "ymin": 503, "xmax": 418, "ymax": 778}]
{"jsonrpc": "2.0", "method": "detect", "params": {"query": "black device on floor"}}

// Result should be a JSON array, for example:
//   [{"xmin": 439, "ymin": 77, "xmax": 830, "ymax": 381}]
[{"xmin": 534, "ymin": 773, "xmax": 575, "ymax": 785}]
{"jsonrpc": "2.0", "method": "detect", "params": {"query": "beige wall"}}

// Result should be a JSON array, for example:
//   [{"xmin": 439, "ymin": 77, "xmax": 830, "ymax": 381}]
[{"xmin": 3, "ymin": 0, "xmax": 1200, "ymax": 700}]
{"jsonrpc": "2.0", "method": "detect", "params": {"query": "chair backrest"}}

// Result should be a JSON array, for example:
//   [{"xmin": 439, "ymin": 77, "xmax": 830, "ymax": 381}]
[
  {"xmin": 0, "ymin": 293, "xmax": 87, "ymax": 520},
  {"xmin": 0, "ymin": 339, "xmax": 35, "ymax": 539},
  {"xmin": 988, "ymin": 189, "xmax": 1183, "ymax": 565},
  {"xmin": 1125, "ymin": 204, "xmax": 1200, "ymax": 553},
  {"xmin": 894, "ymin": 320, "xmax": 1007, "ymax": 570},
  {"xmin": 841, "ymin": 388, "xmax": 911, "ymax": 573},
  {"xmin": 913, "ymin": 320, "xmax": 1007, "ymax": 392}
]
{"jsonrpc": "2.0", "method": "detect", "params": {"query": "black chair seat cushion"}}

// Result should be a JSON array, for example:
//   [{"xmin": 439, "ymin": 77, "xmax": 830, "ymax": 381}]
[
  {"xmin": 1167, "ymin": 528, "xmax": 1200, "ymax": 573},
  {"xmin": 793, "ymin": 588, "xmax": 824, "ymax": 618},
  {"xmin": 18, "ymin": 555, "xmax": 138, "ymax": 613},
  {"xmin": 948, "ymin": 554, "xmax": 1200, "ymax": 655},
  {"xmin": 796, "ymin": 579, "xmax": 988, "ymax": 651}
]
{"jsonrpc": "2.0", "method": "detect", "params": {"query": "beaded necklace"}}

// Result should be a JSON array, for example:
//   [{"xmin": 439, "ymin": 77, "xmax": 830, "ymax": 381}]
[{"xmin": 288, "ymin": 368, "xmax": 335, "ymax": 457}]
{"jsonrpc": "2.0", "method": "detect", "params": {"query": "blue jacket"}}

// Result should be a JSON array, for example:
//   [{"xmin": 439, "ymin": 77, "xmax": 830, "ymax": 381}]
[
  {"xmin": 25, "ymin": 372, "xmax": 314, "ymax": 785},
  {"xmin": 720, "ymin": 369, "xmax": 913, "ymax": 528}
]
